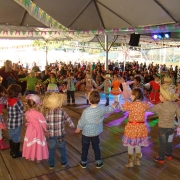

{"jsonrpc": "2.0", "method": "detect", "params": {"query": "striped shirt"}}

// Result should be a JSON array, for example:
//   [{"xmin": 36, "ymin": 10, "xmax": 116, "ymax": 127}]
[{"xmin": 46, "ymin": 108, "xmax": 75, "ymax": 137}]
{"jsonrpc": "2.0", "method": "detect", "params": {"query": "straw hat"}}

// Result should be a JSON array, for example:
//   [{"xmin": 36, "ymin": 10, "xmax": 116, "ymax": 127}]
[
  {"xmin": 164, "ymin": 77, "xmax": 172, "ymax": 83},
  {"xmin": 43, "ymin": 93, "xmax": 66, "ymax": 110},
  {"xmin": 105, "ymin": 74, "xmax": 111, "ymax": 79},
  {"xmin": 160, "ymin": 85, "xmax": 177, "ymax": 101},
  {"xmin": 25, "ymin": 94, "xmax": 42, "ymax": 105},
  {"xmin": 29, "ymin": 70, "xmax": 35, "ymax": 75}
]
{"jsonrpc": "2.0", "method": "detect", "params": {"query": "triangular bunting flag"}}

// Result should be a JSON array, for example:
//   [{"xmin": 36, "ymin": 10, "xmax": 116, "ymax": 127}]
[
  {"xmin": 10, "ymin": 30, "xmax": 14, "ymax": 35},
  {"xmin": 48, "ymin": 31, "xmax": 52, "ymax": 35},
  {"xmin": 35, "ymin": 31, "xmax": 39, "ymax": 35},
  {"xmin": 90, "ymin": 30, "xmax": 96, "ymax": 34},
  {"xmin": 22, "ymin": 31, "xmax": 26, "ymax": 35},
  {"xmin": 24, "ymin": 0, "xmax": 30, "ymax": 7}
]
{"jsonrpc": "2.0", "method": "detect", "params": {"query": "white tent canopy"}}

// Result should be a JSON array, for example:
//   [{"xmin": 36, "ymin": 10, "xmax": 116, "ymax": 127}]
[
  {"xmin": 1, "ymin": 0, "xmax": 180, "ymax": 30},
  {"xmin": 0, "ymin": 0, "xmax": 179, "ymax": 44}
]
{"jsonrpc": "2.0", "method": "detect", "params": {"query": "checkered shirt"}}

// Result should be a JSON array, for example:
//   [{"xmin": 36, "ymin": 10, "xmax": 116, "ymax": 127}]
[
  {"xmin": 77, "ymin": 104, "xmax": 115, "ymax": 137},
  {"xmin": 7, "ymin": 99, "xmax": 24, "ymax": 129},
  {"xmin": 46, "ymin": 108, "xmax": 75, "ymax": 137}
]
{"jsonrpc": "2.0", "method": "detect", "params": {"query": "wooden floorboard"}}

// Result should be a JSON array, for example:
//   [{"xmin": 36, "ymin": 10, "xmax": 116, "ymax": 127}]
[{"xmin": 1, "ymin": 91, "xmax": 180, "ymax": 180}]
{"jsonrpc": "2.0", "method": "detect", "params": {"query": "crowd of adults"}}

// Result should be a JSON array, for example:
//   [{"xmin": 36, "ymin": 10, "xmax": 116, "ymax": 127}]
[{"xmin": 0, "ymin": 59, "xmax": 179, "ymax": 94}]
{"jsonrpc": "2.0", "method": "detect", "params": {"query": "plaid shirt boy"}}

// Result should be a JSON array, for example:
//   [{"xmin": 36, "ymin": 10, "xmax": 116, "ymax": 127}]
[
  {"xmin": 7, "ymin": 98, "xmax": 24, "ymax": 129},
  {"xmin": 46, "ymin": 108, "xmax": 75, "ymax": 137}
]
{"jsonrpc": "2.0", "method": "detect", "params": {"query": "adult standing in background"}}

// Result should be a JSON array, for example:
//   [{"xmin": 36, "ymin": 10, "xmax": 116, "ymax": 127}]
[
  {"xmin": 0, "ymin": 60, "xmax": 18, "ymax": 88},
  {"xmin": 32, "ymin": 62, "xmax": 40, "ymax": 72}
]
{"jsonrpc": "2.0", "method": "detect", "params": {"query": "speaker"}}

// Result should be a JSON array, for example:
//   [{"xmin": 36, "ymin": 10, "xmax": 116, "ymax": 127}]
[{"xmin": 129, "ymin": 33, "xmax": 140, "ymax": 46}]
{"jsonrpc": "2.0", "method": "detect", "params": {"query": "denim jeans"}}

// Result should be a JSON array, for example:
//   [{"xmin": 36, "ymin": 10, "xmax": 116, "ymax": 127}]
[
  {"xmin": 67, "ymin": 91, "xmax": 75, "ymax": 103},
  {"xmin": 8, "ymin": 126, "xmax": 22, "ymax": 143},
  {"xmin": 81, "ymin": 135, "xmax": 102, "ymax": 164},
  {"xmin": 105, "ymin": 93, "xmax": 109, "ymax": 103},
  {"xmin": 48, "ymin": 136, "xmax": 67, "ymax": 166},
  {"xmin": 25, "ymin": 90, "xmax": 36, "ymax": 95},
  {"xmin": 158, "ymin": 127, "xmax": 174, "ymax": 158}
]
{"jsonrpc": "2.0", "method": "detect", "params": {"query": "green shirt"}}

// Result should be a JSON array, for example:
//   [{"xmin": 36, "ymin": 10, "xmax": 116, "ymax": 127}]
[{"xmin": 19, "ymin": 76, "xmax": 41, "ymax": 90}]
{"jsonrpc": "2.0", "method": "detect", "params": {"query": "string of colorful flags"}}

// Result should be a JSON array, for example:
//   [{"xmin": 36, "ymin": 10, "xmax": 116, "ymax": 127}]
[
  {"xmin": 0, "ymin": 38, "xmax": 179, "ymax": 50},
  {"xmin": 14, "ymin": 0, "xmax": 180, "ymax": 35},
  {"xmin": 14, "ymin": 0, "xmax": 68, "ymax": 31}
]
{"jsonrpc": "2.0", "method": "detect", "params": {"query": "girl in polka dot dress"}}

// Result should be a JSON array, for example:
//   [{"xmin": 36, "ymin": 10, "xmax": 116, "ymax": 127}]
[{"xmin": 121, "ymin": 87, "xmax": 150, "ymax": 167}]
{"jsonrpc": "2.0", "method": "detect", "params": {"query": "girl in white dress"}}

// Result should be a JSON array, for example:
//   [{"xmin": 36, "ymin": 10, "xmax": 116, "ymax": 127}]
[{"xmin": 120, "ymin": 76, "xmax": 134, "ymax": 102}]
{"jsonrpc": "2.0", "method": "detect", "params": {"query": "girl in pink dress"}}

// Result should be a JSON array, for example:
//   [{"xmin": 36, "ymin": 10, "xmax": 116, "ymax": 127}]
[
  {"xmin": 22, "ymin": 94, "xmax": 48, "ymax": 162},
  {"xmin": 110, "ymin": 74, "xmax": 122, "ymax": 102},
  {"xmin": 120, "ymin": 76, "xmax": 134, "ymax": 102}
]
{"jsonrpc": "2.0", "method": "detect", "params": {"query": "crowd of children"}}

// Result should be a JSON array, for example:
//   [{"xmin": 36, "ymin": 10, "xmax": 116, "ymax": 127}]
[{"xmin": 0, "ymin": 60, "xmax": 180, "ymax": 171}]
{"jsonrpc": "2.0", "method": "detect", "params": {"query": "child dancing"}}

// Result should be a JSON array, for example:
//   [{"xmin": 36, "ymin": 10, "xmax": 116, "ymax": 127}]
[
  {"xmin": 120, "ymin": 76, "xmax": 134, "ymax": 102},
  {"xmin": 0, "ymin": 85, "xmax": 10, "ymax": 150},
  {"xmin": 110, "ymin": 74, "xmax": 122, "ymax": 103},
  {"xmin": 99, "ymin": 74, "xmax": 111, "ymax": 106},
  {"xmin": 7, "ymin": 84, "xmax": 24, "ymax": 158},
  {"xmin": 22, "ymin": 94, "xmax": 48, "ymax": 162},
  {"xmin": 75, "ymin": 90, "xmax": 118, "ymax": 169},
  {"xmin": 80, "ymin": 72, "xmax": 99, "ymax": 104},
  {"xmin": 43, "ymin": 93, "xmax": 75, "ymax": 169},
  {"xmin": 64, "ymin": 72, "xmax": 78, "ymax": 106},
  {"xmin": 148, "ymin": 85, "xmax": 180, "ymax": 164},
  {"xmin": 121, "ymin": 88, "xmax": 150, "ymax": 167},
  {"xmin": 19, "ymin": 70, "xmax": 42, "ymax": 95},
  {"xmin": 43, "ymin": 72, "xmax": 59, "ymax": 93},
  {"xmin": 148, "ymin": 74, "xmax": 160, "ymax": 104}
]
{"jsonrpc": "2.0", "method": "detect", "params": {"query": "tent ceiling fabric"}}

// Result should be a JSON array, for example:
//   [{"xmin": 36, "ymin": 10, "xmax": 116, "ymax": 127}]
[
  {"xmin": 0, "ymin": 0, "xmax": 45, "ymax": 27},
  {"xmin": 97, "ymin": 0, "xmax": 173, "ymax": 28},
  {"xmin": 33, "ymin": 0, "xmax": 179, "ymax": 30},
  {"xmin": 0, "ymin": 0, "xmax": 180, "ymax": 43},
  {"xmin": 0, "ymin": 0, "xmax": 179, "ymax": 30}
]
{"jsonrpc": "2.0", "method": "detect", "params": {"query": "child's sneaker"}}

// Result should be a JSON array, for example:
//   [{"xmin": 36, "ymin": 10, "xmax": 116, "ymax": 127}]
[
  {"xmin": 61, "ymin": 162, "xmax": 68, "ymax": 167},
  {"xmin": 49, "ymin": 165, "xmax": 54, "ymax": 169},
  {"xmin": 79, "ymin": 162, "xmax": 86, "ymax": 168},
  {"xmin": 96, "ymin": 162, "xmax": 104, "ymax": 169},
  {"xmin": 153, "ymin": 156, "xmax": 164, "ymax": 164},
  {"xmin": 165, "ymin": 154, "xmax": 172, "ymax": 160}
]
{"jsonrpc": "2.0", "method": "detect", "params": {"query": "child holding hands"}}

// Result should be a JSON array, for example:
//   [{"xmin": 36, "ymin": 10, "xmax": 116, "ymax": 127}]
[
  {"xmin": 75, "ymin": 90, "xmax": 118, "ymax": 169},
  {"xmin": 22, "ymin": 94, "xmax": 48, "ymax": 162},
  {"xmin": 43, "ymin": 93, "xmax": 75, "ymax": 169},
  {"xmin": 148, "ymin": 85, "xmax": 180, "ymax": 164},
  {"xmin": 121, "ymin": 88, "xmax": 150, "ymax": 167},
  {"xmin": 99, "ymin": 74, "xmax": 111, "ymax": 106},
  {"xmin": 7, "ymin": 84, "xmax": 24, "ymax": 158}
]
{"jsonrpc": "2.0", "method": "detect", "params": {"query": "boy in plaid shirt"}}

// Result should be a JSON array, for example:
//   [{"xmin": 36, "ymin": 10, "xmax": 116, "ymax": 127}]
[
  {"xmin": 43, "ymin": 93, "xmax": 75, "ymax": 169},
  {"xmin": 7, "ymin": 84, "xmax": 24, "ymax": 158}
]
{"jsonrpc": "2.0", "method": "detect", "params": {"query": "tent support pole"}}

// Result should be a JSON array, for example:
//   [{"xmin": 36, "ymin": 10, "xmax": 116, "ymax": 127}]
[
  {"xmin": 105, "ymin": 34, "xmax": 108, "ymax": 71},
  {"xmin": 45, "ymin": 42, "xmax": 48, "ymax": 66},
  {"xmin": 96, "ymin": 34, "xmax": 119, "ymax": 71}
]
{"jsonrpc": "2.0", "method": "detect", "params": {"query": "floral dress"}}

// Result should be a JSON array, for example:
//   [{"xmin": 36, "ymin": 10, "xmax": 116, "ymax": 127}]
[{"xmin": 122, "ymin": 101, "xmax": 150, "ymax": 147}]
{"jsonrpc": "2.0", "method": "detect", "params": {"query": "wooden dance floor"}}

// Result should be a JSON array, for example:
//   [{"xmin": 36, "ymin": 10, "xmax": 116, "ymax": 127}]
[{"xmin": 0, "ymin": 92, "xmax": 180, "ymax": 180}]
